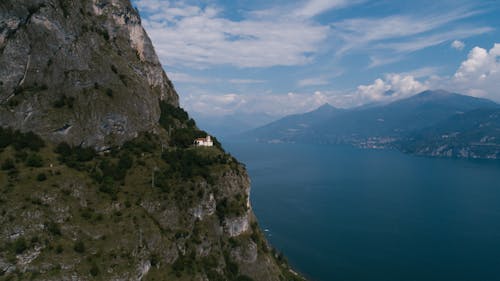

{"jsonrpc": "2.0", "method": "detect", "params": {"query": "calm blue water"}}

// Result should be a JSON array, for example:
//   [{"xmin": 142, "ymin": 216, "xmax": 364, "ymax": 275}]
[{"xmin": 223, "ymin": 141, "xmax": 500, "ymax": 281}]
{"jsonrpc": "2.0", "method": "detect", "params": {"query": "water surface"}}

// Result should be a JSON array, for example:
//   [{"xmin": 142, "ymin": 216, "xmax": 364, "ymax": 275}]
[{"xmin": 223, "ymin": 141, "xmax": 500, "ymax": 281}]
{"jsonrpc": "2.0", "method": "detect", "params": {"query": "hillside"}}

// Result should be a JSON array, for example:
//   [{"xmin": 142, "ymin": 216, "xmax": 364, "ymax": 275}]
[
  {"xmin": 240, "ymin": 90, "xmax": 500, "ymax": 159},
  {"xmin": 242, "ymin": 103, "xmax": 344, "ymax": 143},
  {"xmin": 398, "ymin": 108, "xmax": 500, "ymax": 159},
  {"xmin": 0, "ymin": 1, "xmax": 303, "ymax": 280}
]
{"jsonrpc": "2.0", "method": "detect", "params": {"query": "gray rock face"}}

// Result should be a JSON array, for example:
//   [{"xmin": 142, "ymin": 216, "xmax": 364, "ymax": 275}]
[{"xmin": 0, "ymin": 0, "xmax": 178, "ymax": 149}]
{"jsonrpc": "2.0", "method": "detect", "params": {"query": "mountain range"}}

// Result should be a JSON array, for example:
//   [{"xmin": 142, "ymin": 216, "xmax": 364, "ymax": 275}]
[{"xmin": 239, "ymin": 90, "xmax": 500, "ymax": 159}]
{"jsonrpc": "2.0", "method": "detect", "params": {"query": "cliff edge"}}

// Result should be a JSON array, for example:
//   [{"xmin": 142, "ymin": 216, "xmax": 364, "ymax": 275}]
[{"xmin": 0, "ymin": 0, "xmax": 304, "ymax": 280}]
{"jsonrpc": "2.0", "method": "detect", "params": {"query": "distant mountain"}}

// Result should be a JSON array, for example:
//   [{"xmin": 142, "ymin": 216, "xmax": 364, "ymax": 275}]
[
  {"xmin": 193, "ymin": 112, "xmax": 277, "ymax": 137},
  {"xmin": 398, "ymin": 108, "xmax": 500, "ymax": 159},
  {"xmin": 241, "ymin": 103, "xmax": 344, "ymax": 142},
  {"xmin": 315, "ymin": 90, "xmax": 499, "ymax": 141},
  {"xmin": 238, "ymin": 90, "xmax": 500, "ymax": 159}
]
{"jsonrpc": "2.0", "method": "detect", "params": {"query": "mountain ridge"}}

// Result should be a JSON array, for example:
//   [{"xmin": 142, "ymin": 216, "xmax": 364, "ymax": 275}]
[{"xmin": 239, "ymin": 90, "xmax": 500, "ymax": 159}]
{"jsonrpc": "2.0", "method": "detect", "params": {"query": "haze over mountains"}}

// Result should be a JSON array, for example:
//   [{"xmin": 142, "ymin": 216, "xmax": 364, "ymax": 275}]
[{"xmin": 237, "ymin": 90, "xmax": 500, "ymax": 159}]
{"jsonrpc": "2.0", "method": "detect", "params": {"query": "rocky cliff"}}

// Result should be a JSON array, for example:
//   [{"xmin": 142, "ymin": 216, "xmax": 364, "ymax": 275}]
[
  {"xmin": 1, "ymin": 0, "xmax": 178, "ymax": 150},
  {"xmin": 0, "ymin": 1, "xmax": 304, "ymax": 280}
]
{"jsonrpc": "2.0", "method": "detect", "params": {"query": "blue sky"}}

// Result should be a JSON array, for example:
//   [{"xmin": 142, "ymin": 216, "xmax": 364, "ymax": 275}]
[{"xmin": 132, "ymin": 0, "xmax": 500, "ymax": 118}]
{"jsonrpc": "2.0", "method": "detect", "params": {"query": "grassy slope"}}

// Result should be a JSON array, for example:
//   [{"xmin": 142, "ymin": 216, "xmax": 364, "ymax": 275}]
[{"xmin": 0, "ymin": 108, "xmax": 303, "ymax": 281}]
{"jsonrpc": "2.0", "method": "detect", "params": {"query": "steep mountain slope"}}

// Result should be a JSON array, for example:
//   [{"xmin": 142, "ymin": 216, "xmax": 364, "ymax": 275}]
[
  {"xmin": 398, "ymin": 108, "xmax": 500, "ymax": 159},
  {"xmin": 0, "ymin": 1, "xmax": 303, "ymax": 280},
  {"xmin": 0, "ymin": 0, "xmax": 178, "ymax": 149}
]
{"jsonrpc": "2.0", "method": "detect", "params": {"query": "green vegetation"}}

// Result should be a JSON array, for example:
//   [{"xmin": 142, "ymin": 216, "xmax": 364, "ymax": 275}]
[
  {"xmin": 52, "ymin": 94, "xmax": 75, "ymax": 108},
  {"xmin": 159, "ymin": 100, "xmax": 222, "ymax": 149},
  {"xmin": 106, "ymin": 88, "xmax": 113, "ymax": 97},
  {"xmin": 36, "ymin": 173, "xmax": 47, "ymax": 181},
  {"xmin": 1, "ymin": 158, "xmax": 15, "ymax": 170},
  {"xmin": 0, "ymin": 127, "xmax": 45, "ymax": 151},
  {"xmin": 26, "ymin": 153, "xmax": 43, "ymax": 167},
  {"xmin": 73, "ymin": 240, "xmax": 85, "ymax": 253},
  {"xmin": 0, "ymin": 125, "xmax": 301, "ymax": 281}
]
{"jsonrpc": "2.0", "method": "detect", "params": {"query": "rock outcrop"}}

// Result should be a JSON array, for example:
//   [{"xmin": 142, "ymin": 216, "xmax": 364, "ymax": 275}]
[{"xmin": 0, "ymin": 0, "xmax": 178, "ymax": 149}]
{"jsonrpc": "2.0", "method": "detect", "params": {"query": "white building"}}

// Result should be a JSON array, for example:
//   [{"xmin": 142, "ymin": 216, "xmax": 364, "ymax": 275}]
[{"xmin": 194, "ymin": 135, "xmax": 213, "ymax": 147}]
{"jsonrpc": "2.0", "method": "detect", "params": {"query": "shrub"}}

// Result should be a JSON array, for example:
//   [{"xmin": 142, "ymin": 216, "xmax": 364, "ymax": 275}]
[
  {"xmin": 55, "ymin": 142, "xmax": 96, "ymax": 168},
  {"xmin": 169, "ymin": 128, "xmax": 205, "ymax": 148},
  {"xmin": 1, "ymin": 130, "xmax": 46, "ymax": 151},
  {"xmin": 226, "ymin": 260, "xmax": 239, "ymax": 277},
  {"xmin": 55, "ymin": 244, "xmax": 63, "ymax": 254},
  {"xmin": 89, "ymin": 263, "xmax": 99, "ymax": 276},
  {"xmin": 73, "ymin": 240, "xmax": 85, "ymax": 253},
  {"xmin": 36, "ymin": 173, "xmax": 47, "ymax": 181},
  {"xmin": 0, "ymin": 127, "xmax": 14, "ymax": 148},
  {"xmin": 13, "ymin": 238, "xmax": 28, "ymax": 254},
  {"xmin": 106, "ymin": 88, "xmax": 113, "ymax": 97},
  {"xmin": 150, "ymin": 254, "xmax": 159, "ymax": 267},
  {"xmin": 53, "ymin": 95, "xmax": 75, "ymax": 109},
  {"xmin": 1, "ymin": 158, "xmax": 15, "ymax": 170},
  {"xmin": 98, "ymin": 176, "xmax": 118, "ymax": 200},
  {"xmin": 80, "ymin": 208, "xmax": 94, "ymax": 220},
  {"xmin": 159, "ymin": 100, "xmax": 191, "ymax": 129},
  {"xmin": 26, "ymin": 153, "xmax": 43, "ymax": 167},
  {"xmin": 45, "ymin": 221, "xmax": 62, "ymax": 236},
  {"xmin": 216, "ymin": 197, "xmax": 247, "ymax": 221}
]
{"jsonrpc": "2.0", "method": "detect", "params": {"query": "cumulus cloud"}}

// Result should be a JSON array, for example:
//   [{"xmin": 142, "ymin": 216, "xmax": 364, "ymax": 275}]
[
  {"xmin": 450, "ymin": 43, "xmax": 500, "ymax": 98},
  {"xmin": 357, "ymin": 44, "xmax": 500, "ymax": 105},
  {"xmin": 451, "ymin": 40, "xmax": 465, "ymax": 50},
  {"xmin": 181, "ymin": 43, "xmax": 500, "ymax": 117},
  {"xmin": 356, "ymin": 74, "xmax": 428, "ymax": 103},
  {"xmin": 134, "ymin": 0, "xmax": 332, "ymax": 68}
]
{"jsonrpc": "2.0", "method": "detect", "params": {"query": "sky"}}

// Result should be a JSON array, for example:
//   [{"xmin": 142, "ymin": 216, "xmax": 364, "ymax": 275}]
[{"xmin": 132, "ymin": 0, "xmax": 500, "ymax": 118}]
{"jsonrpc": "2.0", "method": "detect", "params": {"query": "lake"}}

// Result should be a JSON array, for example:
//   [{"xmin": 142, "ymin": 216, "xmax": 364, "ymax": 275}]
[{"xmin": 223, "ymin": 141, "xmax": 500, "ymax": 281}]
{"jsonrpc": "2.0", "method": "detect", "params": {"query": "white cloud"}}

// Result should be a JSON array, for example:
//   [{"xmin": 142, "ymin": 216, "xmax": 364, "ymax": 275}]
[
  {"xmin": 182, "ymin": 90, "xmax": 341, "ymax": 117},
  {"xmin": 168, "ymin": 72, "xmax": 209, "ymax": 83},
  {"xmin": 135, "ymin": 0, "xmax": 331, "ymax": 68},
  {"xmin": 357, "ymin": 43, "xmax": 500, "ymax": 105},
  {"xmin": 367, "ymin": 55, "xmax": 405, "ymax": 68},
  {"xmin": 401, "ymin": 67, "xmax": 440, "ymax": 79},
  {"xmin": 181, "ymin": 44, "xmax": 500, "ymax": 116},
  {"xmin": 379, "ymin": 27, "xmax": 491, "ymax": 53},
  {"xmin": 135, "ymin": 1, "xmax": 492, "ymax": 71},
  {"xmin": 295, "ymin": 0, "xmax": 364, "ymax": 18},
  {"xmin": 168, "ymin": 71, "xmax": 266, "ymax": 85},
  {"xmin": 298, "ymin": 77, "xmax": 330, "ymax": 87},
  {"xmin": 332, "ymin": 8, "xmax": 491, "ymax": 64},
  {"xmin": 356, "ymin": 74, "xmax": 428, "ymax": 103},
  {"xmin": 451, "ymin": 40, "xmax": 465, "ymax": 50},
  {"xmin": 450, "ymin": 43, "xmax": 500, "ymax": 98}
]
